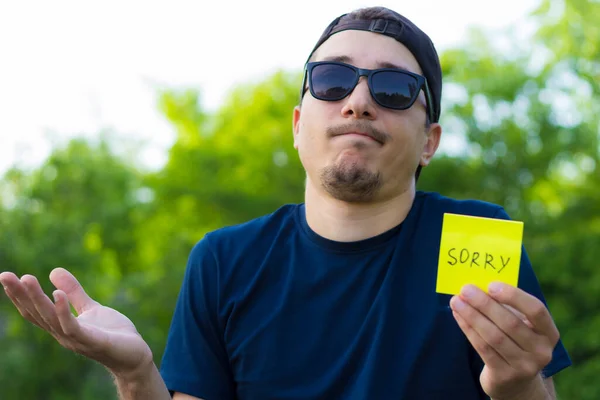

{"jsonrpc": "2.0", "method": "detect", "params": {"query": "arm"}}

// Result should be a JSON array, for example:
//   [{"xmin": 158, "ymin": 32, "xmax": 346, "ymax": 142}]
[
  {"xmin": 545, "ymin": 377, "xmax": 556, "ymax": 399},
  {"xmin": 111, "ymin": 360, "xmax": 204, "ymax": 400},
  {"xmin": 113, "ymin": 362, "xmax": 172, "ymax": 400},
  {"xmin": 0, "ymin": 268, "xmax": 196, "ymax": 400},
  {"xmin": 173, "ymin": 394, "xmax": 205, "ymax": 400},
  {"xmin": 489, "ymin": 375, "xmax": 556, "ymax": 400}
]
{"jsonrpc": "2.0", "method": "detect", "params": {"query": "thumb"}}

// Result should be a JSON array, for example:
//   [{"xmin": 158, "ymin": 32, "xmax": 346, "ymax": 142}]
[{"xmin": 49, "ymin": 268, "xmax": 98, "ymax": 315}]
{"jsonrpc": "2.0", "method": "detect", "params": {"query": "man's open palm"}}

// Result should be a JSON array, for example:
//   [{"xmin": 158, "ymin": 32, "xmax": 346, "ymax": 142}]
[{"xmin": 0, "ymin": 268, "xmax": 153, "ymax": 378}]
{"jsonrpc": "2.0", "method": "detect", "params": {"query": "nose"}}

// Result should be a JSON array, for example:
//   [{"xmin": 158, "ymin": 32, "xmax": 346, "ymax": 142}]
[{"xmin": 340, "ymin": 77, "xmax": 377, "ymax": 120}]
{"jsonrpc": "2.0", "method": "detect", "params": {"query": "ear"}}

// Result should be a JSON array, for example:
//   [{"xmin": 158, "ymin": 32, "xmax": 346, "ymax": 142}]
[
  {"xmin": 420, "ymin": 123, "xmax": 442, "ymax": 167},
  {"xmin": 292, "ymin": 105, "xmax": 302, "ymax": 150}
]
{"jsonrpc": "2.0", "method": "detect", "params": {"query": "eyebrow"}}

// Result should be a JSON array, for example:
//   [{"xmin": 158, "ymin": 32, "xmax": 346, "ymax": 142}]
[{"xmin": 319, "ymin": 55, "xmax": 413, "ymax": 72}]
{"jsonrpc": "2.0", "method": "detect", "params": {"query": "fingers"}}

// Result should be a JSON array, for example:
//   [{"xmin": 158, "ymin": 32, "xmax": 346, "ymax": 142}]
[
  {"xmin": 452, "ymin": 309, "xmax": 507, "ymax": 370},
  {"xmin": 454, "ymin": 285, "xmax": 538, "ymax": 353},
  {"xmin": 53, "ymin": 290, "xmax": 84, "ymax": 340},
  {"xmin": 21, "ymin": 275, "xmax": 63, "ymax": 335},
  {"xmin": 3, "ymin": 285, "xmax": 46, "ymax": 329},
  {"xmin": 49, "ymin": 268, "xmax": 97, "ymax": 315},
  {"xmin": 487, "ymin": 282, "xmax": 559, "ymax": 345},
  {"xmin": 1, "ymin": 271, "xmax": 94, "ymax": 349},
  {"xmin": 502, "ymin": 304, "xmax": 534, "ymax": 329},
  {"xmin": 451, "ymin": 283, "xmax": 557, "ymax": 378},
  {"xmin": 1, "ymin": 272, "xmax": 51, "ymax": 330},
  {"xmin": 450, "ymin": 294, "xmax": 524, "ymax": 366}
]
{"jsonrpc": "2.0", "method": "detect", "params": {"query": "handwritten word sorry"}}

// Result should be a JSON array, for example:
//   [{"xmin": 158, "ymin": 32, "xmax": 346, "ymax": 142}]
[{"xmin": 447, "ymin": 248, "xmax": 511, "ymax": 274}]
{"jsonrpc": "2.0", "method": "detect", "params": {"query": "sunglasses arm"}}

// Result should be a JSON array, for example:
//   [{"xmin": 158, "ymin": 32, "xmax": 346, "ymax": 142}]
[
  {"xmin": 423, "ymin": 80, "xmax": 436, "ymax": 123},
  {"xmin": 299, "ymin": 66, "xmax": 309, "ymax": 102}
]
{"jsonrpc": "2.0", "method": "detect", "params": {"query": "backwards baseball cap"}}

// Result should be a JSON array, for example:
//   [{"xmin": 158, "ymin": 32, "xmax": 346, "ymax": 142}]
[{"xmin": 303, "ymin": 9, "xmax": 443, "ymax": 123}]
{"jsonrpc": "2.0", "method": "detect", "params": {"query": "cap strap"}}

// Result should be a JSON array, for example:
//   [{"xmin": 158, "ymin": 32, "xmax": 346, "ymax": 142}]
[{"xmin": 328, "ymin": 19, "xmax": 404, "ymax": 40}]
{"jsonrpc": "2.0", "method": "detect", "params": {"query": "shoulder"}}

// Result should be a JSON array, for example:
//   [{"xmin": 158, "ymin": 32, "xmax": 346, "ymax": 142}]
[
  {"xmin": 415, "ymin": 190, "xmax": 508, "ymax": 219},
  {"xmin": 188, "ymin": 203, "xmax": 301, "ymax": 262},
  {"xmin": 207, "ymin": 203, "xmax": 299, "ymax": 243}
]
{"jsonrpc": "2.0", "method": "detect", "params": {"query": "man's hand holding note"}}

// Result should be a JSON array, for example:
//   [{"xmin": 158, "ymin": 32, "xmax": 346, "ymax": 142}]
[{"xmin": 437, "ymin": 213, "xmax": 561, "ymax": 400}]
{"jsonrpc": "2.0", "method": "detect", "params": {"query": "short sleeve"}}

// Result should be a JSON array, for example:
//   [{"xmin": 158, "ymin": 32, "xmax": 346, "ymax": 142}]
[
  {"xmin": 470, "ymin": 207, "xmax": 572, "ymax": 383},
  {"xmin": 159, "ymin": 235, "xmax": 236, "ymax": 400}
]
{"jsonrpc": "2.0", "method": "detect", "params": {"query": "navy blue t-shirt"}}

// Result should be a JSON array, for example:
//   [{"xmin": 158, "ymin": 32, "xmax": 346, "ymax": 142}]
[{"xmin": 159, "ymin": 191, "xmax": 572, "ymax": 399}]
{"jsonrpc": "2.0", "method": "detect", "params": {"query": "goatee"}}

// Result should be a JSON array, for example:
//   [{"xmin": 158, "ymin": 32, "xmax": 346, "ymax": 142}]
[{"xmin": 320, "ymin": 160, "xmax": 382, "ymax": 203}]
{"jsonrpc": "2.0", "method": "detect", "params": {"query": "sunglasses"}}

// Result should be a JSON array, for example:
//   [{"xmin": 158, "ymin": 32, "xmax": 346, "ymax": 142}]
[{"xmin": 301, "ymin": 61, "xmax": 435, "ymax": 122}]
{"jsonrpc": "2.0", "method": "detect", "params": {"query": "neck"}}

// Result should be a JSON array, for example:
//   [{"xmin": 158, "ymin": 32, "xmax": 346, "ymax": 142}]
[{"xmin": 304, "ymin": 178, "xmax": 416, "ymax": 242}]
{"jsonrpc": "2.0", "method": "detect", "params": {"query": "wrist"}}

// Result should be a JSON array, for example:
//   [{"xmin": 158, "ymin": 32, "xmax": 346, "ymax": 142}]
[
  {"xmin": 492, "ymin": 375, "xmax": 549, "ymax": 400},
  {"xmin": 111, "ymin": 360, "xmax": 165, "ymax": 400},
  {"xmin": 111, "ymin": 356, "xmax": 156, "ymax": 385}
]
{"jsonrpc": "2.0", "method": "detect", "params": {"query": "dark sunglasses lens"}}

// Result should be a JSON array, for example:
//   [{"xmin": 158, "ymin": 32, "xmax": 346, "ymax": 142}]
[
  {"xmin": 311, "ymin": 63, "xmax": 356, "ymax": 100},
  {"xmin": 371, "ymin": 71, "xmax": 419, "ymax": 109}
]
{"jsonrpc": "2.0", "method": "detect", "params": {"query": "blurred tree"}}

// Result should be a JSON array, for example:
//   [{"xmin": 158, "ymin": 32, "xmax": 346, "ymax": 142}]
[
  {"xmin": 529, "ymin": 0, "xmax": 600, "ymax": 396},
  {"xmin": 0, "ymin": 138, "xmax": 150, "ymax": 399},
  {"xmin": 418, "ymin": 0, "xmax": 600, "ymax": 397}
]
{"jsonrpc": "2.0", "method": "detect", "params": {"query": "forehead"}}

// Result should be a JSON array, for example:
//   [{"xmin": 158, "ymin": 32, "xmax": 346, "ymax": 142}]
[{"xmin": 313, "ymin": 30, "xmax": 423, "ymax": 75}]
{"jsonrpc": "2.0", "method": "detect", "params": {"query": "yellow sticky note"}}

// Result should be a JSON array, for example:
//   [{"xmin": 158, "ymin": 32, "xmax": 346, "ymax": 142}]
[{"xmin": 436, "ymin": 213, "xmax": 524, "ymax": 295}]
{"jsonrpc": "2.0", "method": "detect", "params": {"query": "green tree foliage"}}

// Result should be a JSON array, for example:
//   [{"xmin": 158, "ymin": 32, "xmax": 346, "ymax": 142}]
[
  {"xmin": 0, "ymin": 139, "xmax": 149, "ymax": 399},
  {"xmin": 0, "ymin": 0, "xmax": 598, "ymax": 398},
  {"xmin": 417, "ymin": 0, "xmax": 600, "ymax": 397}
]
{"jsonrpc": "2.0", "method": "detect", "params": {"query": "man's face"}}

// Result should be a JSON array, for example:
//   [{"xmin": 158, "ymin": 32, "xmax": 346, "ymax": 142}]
[{"xmin": 293, "ymin": 30, "xmax": 441, "ymax": 203}]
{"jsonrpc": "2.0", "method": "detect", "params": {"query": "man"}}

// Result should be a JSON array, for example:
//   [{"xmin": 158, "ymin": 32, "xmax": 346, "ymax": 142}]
[{"xmin": 0, "ymin": 6, "xmax": 571, "ymax": 400}]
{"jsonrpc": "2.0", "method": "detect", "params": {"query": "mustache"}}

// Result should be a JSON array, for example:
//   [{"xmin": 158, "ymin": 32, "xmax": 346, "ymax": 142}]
[{"xmin": 326, "ymin": 122, "xmax": 390, "ymax": 144}]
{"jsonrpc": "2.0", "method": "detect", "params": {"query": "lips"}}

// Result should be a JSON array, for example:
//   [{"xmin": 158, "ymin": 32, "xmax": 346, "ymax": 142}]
[
  {"xmin": 326, "ymin": 123, "xmax": 388, "ymax": 145},
  {"xmin": 336, "ymin": 131, "xmax": 382, "ymax": 144}
]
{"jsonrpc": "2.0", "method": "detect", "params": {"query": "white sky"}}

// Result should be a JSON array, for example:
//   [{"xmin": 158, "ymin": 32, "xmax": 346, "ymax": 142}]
[{"xmin": 0, "ymin": 0, "xmax": 540, "ymax": 174}]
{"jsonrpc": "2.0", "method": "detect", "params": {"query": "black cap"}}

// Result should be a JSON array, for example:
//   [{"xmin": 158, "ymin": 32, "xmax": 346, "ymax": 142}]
[{"xmin": 305, "ymin": 11, "xmax": 442, "ymax": 123}]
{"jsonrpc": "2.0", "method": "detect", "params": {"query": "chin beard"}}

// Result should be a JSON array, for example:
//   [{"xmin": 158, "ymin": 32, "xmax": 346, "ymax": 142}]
[{"xmin": 320, "ymin": 161, "xmax": 382, "ymax": 203}]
